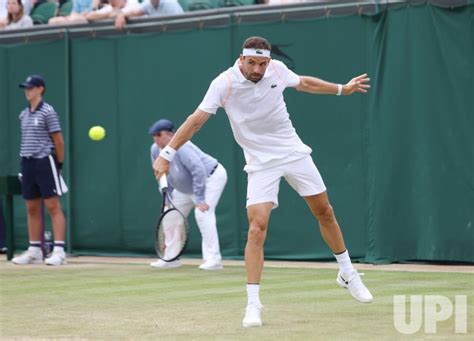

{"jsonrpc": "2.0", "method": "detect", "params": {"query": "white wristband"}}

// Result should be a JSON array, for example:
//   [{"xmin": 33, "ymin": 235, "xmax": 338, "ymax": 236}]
[
  {"xmin": 159, "ymin": 145, "xmax": 176, "ymax": 162},
  {"xmin": 336, "ymin": 84, "xmax": 343, "ymax": 96}
]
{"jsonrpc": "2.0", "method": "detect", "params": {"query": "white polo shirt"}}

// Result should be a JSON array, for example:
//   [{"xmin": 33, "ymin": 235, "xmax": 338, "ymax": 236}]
[{"xmin": 199, "ymin": 59, "xmax": 312, "ymax": 172}]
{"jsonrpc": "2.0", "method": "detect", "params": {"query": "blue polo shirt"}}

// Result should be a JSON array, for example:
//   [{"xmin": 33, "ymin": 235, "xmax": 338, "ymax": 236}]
[
  {"xmin": 19, "ymin": 101, "xmax": 62, "ymax": 158},
  {"xmin": 72, "ymin": 0, "xmax": 94, "ymax": 14},
  {"xmin": 151, "ymin": 141, "xmax": 218, "ymax": 204}
]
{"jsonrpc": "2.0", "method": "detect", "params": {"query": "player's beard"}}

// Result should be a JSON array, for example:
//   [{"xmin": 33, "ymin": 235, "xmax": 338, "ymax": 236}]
[{"xmin": 248, "ymin": 73, "xmax": 263, "ymax": 83}]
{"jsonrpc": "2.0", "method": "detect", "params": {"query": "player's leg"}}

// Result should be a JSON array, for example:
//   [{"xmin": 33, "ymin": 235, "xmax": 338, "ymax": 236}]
[
  {"xmin": 304, "ymin": 192, "xmax": 345, "ymax": 253},
  {"xmin": 285, "ymin": 156, "xmax": 373, "ymax": 303},
  {"xmin": 243, "ymin": 202, "xmax": 273, "ymax": 327},
  {"xmin": 245, "ymin": 202, "xmax": 273, "ymax": 284},
  {"xmin": 194, "ymin": 163, "xmax": 227, "ymax": 270},
  {"xmin": 243, "ymin": 166, "xmax": 282, "ymax": 327},
  {"xmin": 304, "ymin": 192, "xmax": 373, "ymax": 302}
]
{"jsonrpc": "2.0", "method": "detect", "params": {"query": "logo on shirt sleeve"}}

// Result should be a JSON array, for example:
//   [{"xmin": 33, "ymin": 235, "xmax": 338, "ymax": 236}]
[{"xmin": 271, "ymin": 84, "xmax": 277, "ymax": 88}]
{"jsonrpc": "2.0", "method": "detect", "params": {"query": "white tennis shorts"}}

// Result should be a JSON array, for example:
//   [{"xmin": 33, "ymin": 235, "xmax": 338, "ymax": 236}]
[{"xmin": 246, "ymin": 155, "xmax": 326, "ymax": 208}]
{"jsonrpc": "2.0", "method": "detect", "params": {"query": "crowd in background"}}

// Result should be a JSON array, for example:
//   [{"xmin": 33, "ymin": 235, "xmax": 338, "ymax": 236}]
[
  {"xmin": 0, "ymin": 0, "xmax": 185, "ymax": 31},
  {"xmin": 0, "ymin": 0, "xmax": 321, "ymax": 32}
]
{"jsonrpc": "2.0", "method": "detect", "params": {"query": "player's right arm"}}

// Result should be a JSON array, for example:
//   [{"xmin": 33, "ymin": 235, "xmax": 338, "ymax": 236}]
[
  {"xmin": 169, "ymin": 109, "xmax": 212, "ymax": 151},
  {"xmin": 173, "ymin": 73, "xmax": 228, "ymax": 150},
  {"xmin": 153, "ymin": 109, "xmax": 211, "ymax": 179},
  {"xmin": 154, "ymin": 74, "xmax": 227, "ymax": 179}
]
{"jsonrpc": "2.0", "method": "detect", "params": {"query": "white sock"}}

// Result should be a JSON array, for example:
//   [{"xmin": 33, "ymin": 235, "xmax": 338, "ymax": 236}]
[
  {"xmin": 28, "ymin": 241, "xmax": 41, "ymax": 254},
  {"xmin": 246, "ymin": 284, "xmax": 261, "ymax": 307},
  {"xmin": 53, "ymin": 246, "xmax": 65, "ymax": 253},
  {"xmin": 334, "ymin": 250, "xmax": 355, "ymax": 275},
  {"xmin": 54, "ymin": 241, "xmax": 65, "ymax": 252}
]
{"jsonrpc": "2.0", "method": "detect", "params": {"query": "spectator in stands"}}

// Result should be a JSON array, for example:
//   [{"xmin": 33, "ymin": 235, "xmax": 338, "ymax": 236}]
[
  {"xmin": 0, "ymin": 0, "xmax": 33, "ymax": 30},
  {"xmin": 115, "ymin": 0, "xmax": 183, "ymax": 30},
  {"xmin": 0, "ymin": 0, "xmax": 9, "ymax": 28},
  {"xmin": 30, "ymin": 0, "xmax": 47, "ymax": 10},
  {"xmin": 21, "ymin": 0, "xmax": 31, "ymax": 14},
  {"xmin": 49, "ymin": 0, "xmax": 98, "ymax": 25},
  {"xmin": 1, "ymin": 0, "xmax": 33, "ymax": 29},
  {"xmin": 0, "ymin": 0, "xmax": 8, "ymax": 29},
  {"xmin": 85, "ymin": 0, "xmax": 140, "ymax": 23}
]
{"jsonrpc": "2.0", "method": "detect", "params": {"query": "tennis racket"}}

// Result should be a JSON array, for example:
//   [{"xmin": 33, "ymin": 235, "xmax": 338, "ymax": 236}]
[{"xmin": 155, "ymin": 175, "xmax": 189, "ymax": 262}]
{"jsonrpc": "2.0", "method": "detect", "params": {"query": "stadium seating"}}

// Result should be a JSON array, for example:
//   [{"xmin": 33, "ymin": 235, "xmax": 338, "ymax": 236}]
[
  {"xmin": 178, "ymin": 0, "xmax": 190, "ymax": 11},
  {"xmin": 30, "ymin": 2, "xmax": 59, "ymax": 24},
  {"xmin": 187, "ymin": 0, "xmax": 217, "ymax": 11},
  {"xmin": 58, "ymin": 1, "xmax": 73, "ymax": 17}
]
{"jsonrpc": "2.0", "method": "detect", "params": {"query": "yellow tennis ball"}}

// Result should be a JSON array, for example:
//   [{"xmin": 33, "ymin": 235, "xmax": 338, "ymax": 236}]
[{"xmin": 89, "ymin": 126, "xmax": 106, "ymax": 141}]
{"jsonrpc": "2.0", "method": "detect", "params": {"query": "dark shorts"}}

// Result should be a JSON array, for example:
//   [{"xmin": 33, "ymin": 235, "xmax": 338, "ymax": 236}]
[{"xmin": 20, "ymin": 156, "xmax": 62, "ymax": 200}]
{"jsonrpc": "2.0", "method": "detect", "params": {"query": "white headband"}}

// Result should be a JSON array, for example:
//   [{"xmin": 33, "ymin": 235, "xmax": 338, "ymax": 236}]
[{"xmin": 242, "ymin": 48, "xmax": 271, "ymax": 58}]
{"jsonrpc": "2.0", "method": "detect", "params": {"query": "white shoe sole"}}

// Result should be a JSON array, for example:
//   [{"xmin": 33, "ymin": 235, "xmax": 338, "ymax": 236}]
[
  {"xmin": 12, "ymin": 259, "xmax": 43, "ymax": 265},
  {"xmin": 242, "ymin": 320, "xmax": 263, "ymax": 328},
  {"xmin": 242, "ymin": 305, "xmax": 263, "ymax": 327},
  {"xmin": 336, "ymin": 276, "xmax": 373, "ymax": 303},
  {"xmin": 150, "ymin": 263, "xmax": 182, "ymax": 269},
  {"xmin": 199, "ymin": 265, "xmax": 223, "ymax": 270},
  {"xmin": 45, "ymin": 260, "xmax": 67, "ymax": 266}
]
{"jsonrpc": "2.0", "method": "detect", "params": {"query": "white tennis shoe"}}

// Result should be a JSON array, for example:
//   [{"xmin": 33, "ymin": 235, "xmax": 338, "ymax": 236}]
[
  {"xmin": 242, "ymin": 303, "xmax": 263, "ymax": 327},
  {"xmin": 198, "ymin": 260, "xmax": 223, "ymax": 270},
  {"xmin": 45, "ymin": 249, "xmax": 67, "ymax": 266},
  {"xmin": 337, "ymin": 270, "xmax": 373, "ymax": 303},
  {"xmin": 12, "ymin": 247, "xmax": 43, "ymax": 265},
  {"xmin": 150, "ymin": 259, "xmax": 182, "ymax": 269}
]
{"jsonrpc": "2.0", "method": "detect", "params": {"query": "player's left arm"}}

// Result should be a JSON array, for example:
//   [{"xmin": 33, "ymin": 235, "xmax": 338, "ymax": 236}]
[{"xmin": 295, "ymin": 73, "xmax": 370, "ymax": 95}]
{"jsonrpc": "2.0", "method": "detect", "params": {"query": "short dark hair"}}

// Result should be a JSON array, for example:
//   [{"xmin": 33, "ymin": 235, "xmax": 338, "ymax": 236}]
[{"xmin": 242, "ymin": 36, "xmax": 271, "ymax": 51}]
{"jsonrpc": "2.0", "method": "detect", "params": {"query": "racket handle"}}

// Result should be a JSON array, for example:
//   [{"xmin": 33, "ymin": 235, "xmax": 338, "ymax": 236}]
[{"xmin": 159, "ymin": 174, "xmax": 169, "ymax": 191}]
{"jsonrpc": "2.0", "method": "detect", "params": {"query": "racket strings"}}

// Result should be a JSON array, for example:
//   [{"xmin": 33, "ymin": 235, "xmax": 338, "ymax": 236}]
[{"xmin": 156, "ymin": 208, "xmax": 188, "ymax": 262}]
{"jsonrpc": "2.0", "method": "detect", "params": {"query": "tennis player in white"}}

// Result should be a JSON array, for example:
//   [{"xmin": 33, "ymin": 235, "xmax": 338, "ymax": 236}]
[{"xmin": 154, "ymin": 36, "xmax": 373, "ymax": 327}]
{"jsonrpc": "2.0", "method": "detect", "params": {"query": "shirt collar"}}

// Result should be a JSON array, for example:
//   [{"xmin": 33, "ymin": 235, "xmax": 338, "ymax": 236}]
[{"xmin": 29, "ymin": 100, "xmax": 44, "ymax": 113}]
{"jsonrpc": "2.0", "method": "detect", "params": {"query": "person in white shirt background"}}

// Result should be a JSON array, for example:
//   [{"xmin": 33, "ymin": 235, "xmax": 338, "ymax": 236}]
[
  {"xmin": 1, "ymin": 0, "xmax": 33, "ymax": 30},
  {"xmin": 85, "ymin": 0, "xmax": 141, "ymax": 23},
  {"xmin": 115, "ymin": 0, "xmax": 183, "ymax": 30},
  {"xmin": 153, "ymin": 36, "xmax": 373, "ymax": 328}
]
